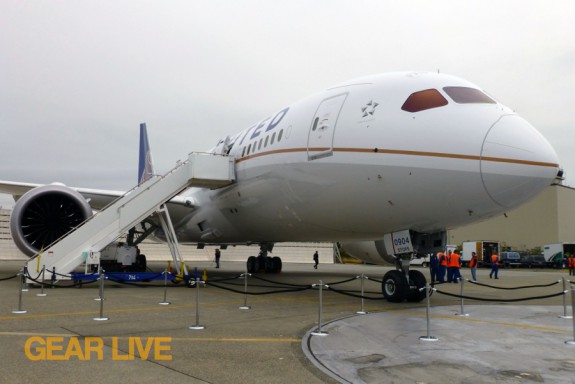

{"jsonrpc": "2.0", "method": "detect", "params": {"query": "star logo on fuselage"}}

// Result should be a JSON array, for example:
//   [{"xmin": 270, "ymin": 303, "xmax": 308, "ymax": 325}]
[{"xmin": 361, "ymin": 100, "xmax": 379, "ymax": 118}]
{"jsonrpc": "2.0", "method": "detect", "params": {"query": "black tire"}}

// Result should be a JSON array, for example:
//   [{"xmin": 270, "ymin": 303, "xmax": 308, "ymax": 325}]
[
  {"xmin": 272, "ymin": 256, "xmax": 282, "ymax": 273},
  {"xmin": 247, "ymin": 256, "xmax": 257, "ymax": 274},
  {"xmin": 257, "ymin": 255, "xmax": 266, "ymax": 272},
  {"xmin": 264, "ymin": 257, "xmax": 274, "ymax": 273},
  {"xmin": 382, "ymin": 270, "xmax": 408, "ymax": 303},
  {"xmin": 406, "ymin": 270, "xmax": 427, "ymax": 302}
]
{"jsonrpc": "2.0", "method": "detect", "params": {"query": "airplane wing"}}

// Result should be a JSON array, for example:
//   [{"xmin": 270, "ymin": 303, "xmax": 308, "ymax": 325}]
[{"xmin": 0, "ymin": 181, "xmax": 194, "ymax": 211}]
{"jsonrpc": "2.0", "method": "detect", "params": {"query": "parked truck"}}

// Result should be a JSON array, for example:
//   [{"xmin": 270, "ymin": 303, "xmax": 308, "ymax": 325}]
[
  {"xmin": 461, "ymin": 241, "xmax": 500, "ymax": 267},
  {"xmin": 543, "ymin": 243, "xmax": 575, "ymax": 269}
]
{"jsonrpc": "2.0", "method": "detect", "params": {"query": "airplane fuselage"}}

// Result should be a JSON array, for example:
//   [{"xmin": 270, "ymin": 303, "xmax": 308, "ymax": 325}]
[{"xmin": 164, "ymin": 72, "xmax": 558, "ymax": 245}]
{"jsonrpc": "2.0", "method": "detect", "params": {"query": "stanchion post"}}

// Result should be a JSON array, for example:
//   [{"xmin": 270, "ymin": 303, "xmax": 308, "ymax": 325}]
[
  {"xmin": 159, "ymin": 269, "xmax": 171, "ymax": 306},
  {"xmin": 93, "ymin": 270, "xmax": 109, "ymax": 321},
  {"xmin": 356, "ymin": 274, "xmax": 368, "ymax": 315},
  {"xmin": 566, "ymin": 287, "xmax": 575, "ymax": 345},
  {"xmin": 419, "ymin": 284, "xmax": 438, "ymax": 341},
  {"xmin": 239, "ymin": 271, "xmax": 252, "ymax": 310},
  {"xmin": 560, "ymin": 278, "xmax": 572, "ymax": 319},
  {"xmin": 12, "ymin": 268, "xmax": 28, "ymax": 314},
  {"xmin": 311, "ymin": 280, "xmax": 329, "ymax": 336},
  {"xmin": 21, "ymin": 266, "xmax": 29, "ymax": 292},
  {"xmin": 189, "ymin": 277, "xmax": 205, "ymax": 330},
  {"xmin": 37, "ymin": 266, "xmax": 47, "ymax": 297},
  {"xmin": 455, "ymin": 278, "xmax": 469, "ymax": 317}
]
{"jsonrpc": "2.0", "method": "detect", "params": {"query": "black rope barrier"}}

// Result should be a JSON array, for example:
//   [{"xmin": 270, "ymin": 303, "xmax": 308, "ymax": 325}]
[
  {"xmin": 435, "ymin": 289, "xmax": 566, "ymax": 302},
  {"xmin": 468, "ymin": 279, "xmax": 561, "ymax": 290},
  {"xmin": 249, "ymin": 274, "xmax": 311, "ymax": 288},
  {"xmin": 0, "ymin": 274, "xmax": 18, "ymax": 281},
  {"xmin": 328, "ymin": 286, "xmax": 387, "ymax": 300},
  {"xmin": 204, "ymin": 280, "xmax": 312, "ymax": 295}
]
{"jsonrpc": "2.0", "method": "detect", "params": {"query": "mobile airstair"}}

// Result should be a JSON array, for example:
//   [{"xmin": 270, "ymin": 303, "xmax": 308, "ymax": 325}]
[{"xmin": 26, "ymin": 153, "xmax": 235, "ymax": 280}]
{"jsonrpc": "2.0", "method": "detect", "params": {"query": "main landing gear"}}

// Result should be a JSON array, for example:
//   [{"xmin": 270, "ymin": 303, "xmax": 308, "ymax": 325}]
[
  {"xmin": 382, "ymin": 255, "xmax": 427, "ymax": 303},
  {"xmin": 246, "ymin": 244, "xmax": 282, "ymax": 274}
]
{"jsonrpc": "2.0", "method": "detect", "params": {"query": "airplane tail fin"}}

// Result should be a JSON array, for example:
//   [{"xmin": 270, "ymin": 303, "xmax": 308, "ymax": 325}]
[{"xmin": 138, "ymin": 123, "xmax": 155, "ymax": 185}]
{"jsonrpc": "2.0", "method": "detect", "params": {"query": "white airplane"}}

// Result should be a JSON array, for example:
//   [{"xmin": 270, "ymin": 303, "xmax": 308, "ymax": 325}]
[{"xmin": 0, "ymin": 71, "xmax": 560, "ymax": 302}]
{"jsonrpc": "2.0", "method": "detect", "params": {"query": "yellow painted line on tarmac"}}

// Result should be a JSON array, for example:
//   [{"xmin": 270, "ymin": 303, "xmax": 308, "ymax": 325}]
[
  {"xmin": 168, "ymin": 337, "xmax": 301, "ymax": 343},
  {"xmin": 0, "ymin": 332, "xmax": 300, "ymax": 343}
]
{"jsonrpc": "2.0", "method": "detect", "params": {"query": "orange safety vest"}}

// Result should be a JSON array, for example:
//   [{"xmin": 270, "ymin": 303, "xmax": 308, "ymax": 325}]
[
  {"xmin": 568, "ymin": 257, "xmax": 574, "ymax": 268},
  {"xmin": 449, "ymin": 253, "xmax": 461, "ymax": 268},
  {"xmin": 438, "ymin": 252, "xmax": 447, "ymax": 266},
  {"xmin": 469, "ymin": 257, "xmax": 478, "ymax": 268},
  {"xmin": 491, "ymin": 254, "xmax": 499, "ymax": 265}
]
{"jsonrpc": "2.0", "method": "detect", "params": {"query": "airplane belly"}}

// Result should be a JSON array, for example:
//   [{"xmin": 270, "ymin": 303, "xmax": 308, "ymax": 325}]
[{"xmin": 200, "ymin": 157, "xmax": 502, "ymax": 243}]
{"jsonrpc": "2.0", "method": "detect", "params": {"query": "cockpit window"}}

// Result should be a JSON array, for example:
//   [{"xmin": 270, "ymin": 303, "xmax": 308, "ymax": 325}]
[
  {"xmin": 401, "ymin": 89, "xmax": 448, "ymax": 113},
  {"xmin": 443, "ymin": 87, "xmax": 496, "ymax": 104}
]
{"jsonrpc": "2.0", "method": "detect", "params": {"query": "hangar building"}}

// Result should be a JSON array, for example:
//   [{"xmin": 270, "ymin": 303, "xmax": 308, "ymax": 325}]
[{"xmin": 448, "ymin": 182, "xmax": 575, "ymax": 252}]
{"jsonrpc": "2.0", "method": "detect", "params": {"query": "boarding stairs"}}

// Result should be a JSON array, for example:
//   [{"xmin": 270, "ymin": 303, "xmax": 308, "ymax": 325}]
[{"xmin": 26, "ymin": 153, "xmax": 235, "ymax": 280}]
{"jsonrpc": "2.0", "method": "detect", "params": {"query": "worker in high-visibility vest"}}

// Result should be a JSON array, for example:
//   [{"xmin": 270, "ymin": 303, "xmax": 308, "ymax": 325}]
[
  {"xmin": 568, "ymin": 254, "xmax": 575, "ymax": 276},
  {"xmin": 446, "ymin": 250, "xmax": 455, "ymax": 283},
  {"xmin": 451, "ymin": 250, "xmax": 462, "ymax": 283},
  {"xmin": 437, "ymin": 252, "xmax": 446, "ymax": 283},
  {"xmin": 489, "ymin": 253, "xmax": 500, "ymax": 279},
  {"xmin": 469, "ymin": 252, "xmax": 478, "ymax": 281}
]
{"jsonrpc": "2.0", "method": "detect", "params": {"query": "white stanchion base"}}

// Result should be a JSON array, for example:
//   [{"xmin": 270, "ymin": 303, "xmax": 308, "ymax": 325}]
[
  {"xmin": 239, "ymin": 306, "xmax": 251, "ymax": 310},
  {"xmin": 559, "ymin": 315, "xmax": 573, "ymax": 319},
  {"xmin": 21, "ymin": 289, "xmax": 29, "ymax": 292},
  {"xmin": 189, "ymin": 325, "xmax": 205, "ymax": 330},
  {"xmin": 356, "ymin": 311, "xmax": 368, "ymax": 315},
  {"xmin": 419, "ymin": 336, "xmax": 439, "ymax": 341},
  {"xmin": 159, "ymin": 302, "xmax": 171, "ymax": 306},
  {"xmin": 565, "ymin": 340, "xmax": 575, "ymax": 345},
  {"xmin": 36, "ymin": 293, "xmax": 47, "ymax": 297},
  {"xmin": 94, "ymin": 297, "xmax": 104, "ymax": 301},
  {"xmin": 12, "ymin": 310, "xmax": 27, "ymax": 314},
  {"xmin": 93, "ymin": 317, "xmax": 109, "ymax": 321},
  {"xmin": 311, "ymin": 331, "xmax": 329, "ymax": 336},
  {"xmin": 456, "ymin": 313, "xmax": 469, "ymax": 317}
]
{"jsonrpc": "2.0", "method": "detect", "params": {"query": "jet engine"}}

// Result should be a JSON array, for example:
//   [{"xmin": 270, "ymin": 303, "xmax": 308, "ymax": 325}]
[{"xmin": 10, "ymin": 184, "xmax": 93, "ymax": 256}]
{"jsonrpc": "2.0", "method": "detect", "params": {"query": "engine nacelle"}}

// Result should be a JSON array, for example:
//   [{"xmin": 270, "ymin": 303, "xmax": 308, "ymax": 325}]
[{"xmin": 10, "ymin": 184, "xmax": 93, "ymax": 256}]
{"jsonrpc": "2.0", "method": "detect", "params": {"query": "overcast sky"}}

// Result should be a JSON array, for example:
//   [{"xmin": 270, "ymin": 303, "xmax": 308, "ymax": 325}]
[{"xmin": 1, "ymin": 1, "xmax": 574, "ymax": 207}]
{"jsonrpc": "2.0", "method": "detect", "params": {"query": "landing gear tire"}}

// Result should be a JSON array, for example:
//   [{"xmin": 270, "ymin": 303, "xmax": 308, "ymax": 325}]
[
  {"xmin": 247, "ymin": 256, "xmax": 257, "ymax": 273},
  {"xmin": 382, "ymin": 270, "xmax": 408, "ymax": 303},
  {"xmin": 272, "ymin": 257, "xmax": 282, "ymax": 273},
  {"xmin": 406, "ymin": 270, "xmax": 427, "ymax": 302}
]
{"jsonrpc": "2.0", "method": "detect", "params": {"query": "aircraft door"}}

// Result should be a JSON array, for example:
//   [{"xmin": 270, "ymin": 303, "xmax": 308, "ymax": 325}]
[{"xmin": 307, "ymin": 93, "xmax": 348, "ymax": 160}]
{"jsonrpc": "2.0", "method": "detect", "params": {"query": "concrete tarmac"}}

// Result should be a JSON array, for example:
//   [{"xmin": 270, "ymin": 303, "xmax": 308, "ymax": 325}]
[{"xmin": 0, "ymin": 260, "xmax": 573, "ymax": 383}]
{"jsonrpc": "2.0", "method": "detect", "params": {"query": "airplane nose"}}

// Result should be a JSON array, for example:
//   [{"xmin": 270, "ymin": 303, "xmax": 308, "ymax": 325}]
[{"xmin": 480, "ymin": 114, "xmax": 559, "ymax": 208}]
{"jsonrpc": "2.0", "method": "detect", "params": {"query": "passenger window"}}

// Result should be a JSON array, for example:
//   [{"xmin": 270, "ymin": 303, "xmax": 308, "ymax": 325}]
[
  {"xmin": 247, "ymin": 144, "xmax": 251, "ymax": 155},
  {"xmin": 271, "ymin": 132, "xmax": 276, "ymax": 144},
  {"xmin": 443, "ymin": 87, "xmax": 496, "ymax": 104},
  {"xmin": 401, "ymin": 89, "xmax": 448, "ymax": 113},
  {"xmin": 278, "ymin": 129, "xmax": 283, "ymax": 142},
  {"xmin": 258, "ymin": 138, "xmax": 263, "ymax": 150},
  {"xmin": 264, "ymin": 136, "xmax": 269, "ymax": 147}
]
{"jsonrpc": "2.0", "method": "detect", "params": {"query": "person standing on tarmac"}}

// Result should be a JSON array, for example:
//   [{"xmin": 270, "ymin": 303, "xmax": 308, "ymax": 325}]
[
  {"xmin": 313, "ymin": 251, "xmax": 319, "ymax": 269},
  {"xmin": 446, "ymin": 249, "xmax": 455, "ymax": 283},
  {"xmin": 437, "ymin": 252, "xmax": 446, "ymax": 283},
  {"xmin": 215, "ymin": 248, "xmax": 221, "ymax": 269},
  {"xmin": 568, "ymin": 254, "xmax": 575, "ymax": 276},
  {"xmin": 451, "ymin": 249, "xmax": 462, "ymax": 283},
  {"xmin": 489, "ymin": 253, "xmax": 500, "ymax": 279},
  {"xmin": 429, "ymin": 253, "xmax": 439, "ymax": 283},
  {"xmin": 469, "ymin": 252, "xmax": 478, "ymax": 282}
]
